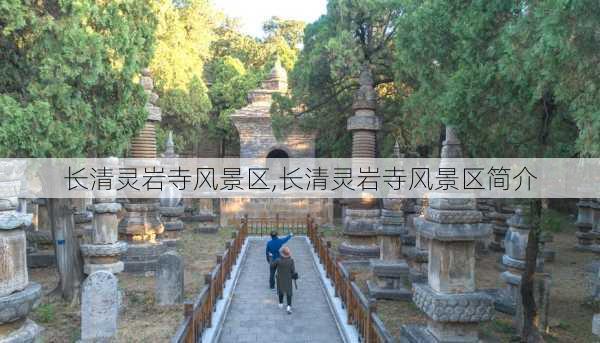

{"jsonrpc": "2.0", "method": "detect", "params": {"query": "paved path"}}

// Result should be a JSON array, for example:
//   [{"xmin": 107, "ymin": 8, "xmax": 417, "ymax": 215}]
[{"xmin": 217, "ymin": 237, "xmax": 344, "ymax": 343}]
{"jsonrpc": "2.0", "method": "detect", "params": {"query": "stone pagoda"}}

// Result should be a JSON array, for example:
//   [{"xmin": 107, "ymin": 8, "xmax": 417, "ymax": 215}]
[
  {"xmin": 576, "ymin": 199, "xmax": 596, "ymax": 250},
  {"xmin": 367, "ymin": 141, "xmax": 411, "ymax": 300},
  {"xmin": 81, "ymin": 158, "xmax": 127, "ymax": 275},
  {"xmin": 497, "ymin": 207, "xmax": 550, "ymax": 333},
  {"xmin": 0, "ymin": 161, "xmax": 42, "ymax": 342},
  {"xmin": 26, "ymin": 199, "xmax": 55, "ymax": 268},
  {"xmin": 401, "ymin": 127, "xmax": 493, "ymax": 343},
  {"xmin": 489, "ymin": 200, "xmax": 513, "ymax": 252},
  {"xmin": 159, "ymin": 132, "xmax": 185, "ymax": 247},
  {"xmin": 338, "ymin": 65, "xmax": 382, "ymax": 259},
  {"xmin": 118, "ymin": 69, "xmax": 166, "ymax": 273}
]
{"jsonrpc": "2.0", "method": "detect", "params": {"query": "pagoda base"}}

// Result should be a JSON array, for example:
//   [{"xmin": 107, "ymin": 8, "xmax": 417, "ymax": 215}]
[
  {"xmin": 367, "ymin": 259, "xmax": 412, "ymax": 300},
  {"xmin": 367, "ymin": 280, "xmax": 411, "ymax": 300},
  {"xmin": 338, "ymin": 241, "xmax": 379, "ymax": 259},
  {"xmin": 121, "ymin": 242, "xmax": 166, "ymax": 274}
]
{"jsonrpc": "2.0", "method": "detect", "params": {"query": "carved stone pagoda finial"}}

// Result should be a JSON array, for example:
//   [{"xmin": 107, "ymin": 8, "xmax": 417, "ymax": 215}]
[
  {"xmin": 164, "ymin": 131, "xmax": 176, "ymax": 158},
  {"xmin": 352, "ymin": 64, "xmax": 377, "ymax": 111}
]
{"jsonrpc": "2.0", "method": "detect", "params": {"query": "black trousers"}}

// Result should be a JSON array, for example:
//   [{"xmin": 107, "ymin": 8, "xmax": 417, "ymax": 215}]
[
  {"xmin": 278, "ymin": 291, "xmax": 292, "ymax": 306},
  {"xmin": 269, "ymin": 263, "xmax": 277, "ymax": 289}
]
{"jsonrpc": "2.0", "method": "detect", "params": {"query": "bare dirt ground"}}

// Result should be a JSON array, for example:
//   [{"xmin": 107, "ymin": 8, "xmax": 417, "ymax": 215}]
[{"xmin": 30, "ymin": 226, "xmax": 233, "ymax": 343}]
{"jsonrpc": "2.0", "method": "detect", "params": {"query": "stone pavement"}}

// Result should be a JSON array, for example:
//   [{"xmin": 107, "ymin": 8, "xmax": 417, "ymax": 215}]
[{"xmin": 217, "ymin": 237, "xmax": 344, "ymax": 343}]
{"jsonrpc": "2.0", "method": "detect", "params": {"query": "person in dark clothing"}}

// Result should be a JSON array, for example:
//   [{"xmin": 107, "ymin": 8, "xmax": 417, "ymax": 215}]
[
  {"xmin": 270, "ymin": 246, "xmax": 296, "ymax": 314},
  {"xmin": 266, "ymin": 231, "xmax": 292, "ymax": 290}
]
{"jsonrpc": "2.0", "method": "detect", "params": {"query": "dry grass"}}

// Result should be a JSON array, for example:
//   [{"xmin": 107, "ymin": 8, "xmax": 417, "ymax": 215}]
[{"xmin": 30, "ymin": 226, "xmax": 234, "ymax": 343}]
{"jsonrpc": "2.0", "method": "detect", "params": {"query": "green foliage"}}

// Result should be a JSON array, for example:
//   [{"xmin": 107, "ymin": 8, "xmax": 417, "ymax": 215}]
[
  {"xmin": 35, "ymin": 303, "xmax": 55, "ymax": 323},
  {"xmin": 0, "ymin": 0, "xmax": 156, "ymax": 157},
  {"xmin": 206, "ymin": 16, "xmax": 304, "ymax": 156},
  {"xmin": 540, "ymin": 208, "xmax": 574, "ymax": 234},
  {"xmin": 204, "ymin": 56, "xmax": 262, "ymax": 150},
  {"xmin": 150, "ymin": 0, "xmax": 215, "ymax": 154},
  {"xmin": 211, "ymin": 18, "xmax": 272, "ymax": 70},
  {"xmin": 394, "ymin": 1, "xmax": 598, "ymax": 158},
  {"xmin": 274, "ymin": 0, "xmax": 430, "ymax": 157},
  {"xmin": 150, "ymin": 0, "xmax": 214, "ymax": 91}
]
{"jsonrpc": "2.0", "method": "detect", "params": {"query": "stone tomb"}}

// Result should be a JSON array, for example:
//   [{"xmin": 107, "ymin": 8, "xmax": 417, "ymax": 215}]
[
  {"xmin": 338, "ymin": 65, "xmax": 381, "ymax": 259},
  {"xmin": 496, "ymin": 208, "xmax": 551, "ymax": 333},
  {"xmin": 81, "ymin": 271, "xmax": 119, "ymax": 342},
  {"xmin": 81, "ymin": 196, "xmax": 127, "ymax": 275},
  {"xmin": 0, "ymin": 161, "xmax": 42, "ymax": 343},
  {"xmin": 26, "ymin": 199, "xmax": 55, "ymax": 268},
  {"xmin": 401, "ymin": 128, "xmax": 493, "ymax": 343},
  {"xmin": 155, "ymin": 251, "xmax": 184, "ymax": 305}
]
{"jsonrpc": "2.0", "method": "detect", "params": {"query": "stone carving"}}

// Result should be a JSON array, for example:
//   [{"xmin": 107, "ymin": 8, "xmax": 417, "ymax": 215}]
[
  {"xmin": 339, "ymin": 65, "xmax": 381, "ymax": 259},
  {"xmin": 81, "ymin": 271, "xmax": 119, "ymax": 342},
  {"xmin": 0, "ymin": 161, "xmax": 41, "ymax": 342},
  {"xmin": 412, "ymin": 283, "xmax": 494, "ymax": 322},
  {"xmin": 155, "ymin": 251, "xmax": 184, "ymax": 305},
  {"xmin": 401, "ymin": 127, "xmax": 493, "ymax": 343},
  {"xmin": 81, "ymin": 160, "xmax": 128, "ymax": 275},
  {"xmin": 160, "ymin": 132, "xmax": 185, "ymax": 247}
]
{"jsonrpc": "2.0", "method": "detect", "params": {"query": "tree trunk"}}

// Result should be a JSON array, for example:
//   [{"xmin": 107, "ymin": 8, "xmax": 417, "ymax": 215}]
[
  {"xmin": 48, "ymin": 198, "xmax": 84, "ymax": 303},
  {"xmin": 520, "ymin": 200, "xmax": 544, "ymax": 342}
]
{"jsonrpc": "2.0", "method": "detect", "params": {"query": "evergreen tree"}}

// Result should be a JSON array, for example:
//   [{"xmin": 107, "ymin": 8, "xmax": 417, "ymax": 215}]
[{"xmin": 0, "ymin": 0, "xmax": 157, "ymax": 302}]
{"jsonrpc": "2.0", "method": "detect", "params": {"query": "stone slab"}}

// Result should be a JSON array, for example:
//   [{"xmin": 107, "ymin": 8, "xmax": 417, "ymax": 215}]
[
  {"xmin": 193, "ymin": 225, "xmax": 220, "ymax": 234},
  {"xmin": 84, "ymin": 261, "xmax": 124, "ymax": 275},
  {"xmin": 81, "ymin": 271, "xmax": 118, "ymax": 342},
  {"xmin": 0, "ymin": 213, "xmax": 32, "ymax": 230},
  {"xmin": 401, "ymin": 325, "xmax": 437, "ymax": 343},
  {"xmin": 370, "ymin": 259, "xmax": 409, "ymax": 278},
  {"xmin": 0, "ymin": 283, "xmax": 42, "ymax": 324},
  {"xmin": 367, "ymin": 280, "xmax": 411, "ymax": 301},
  {"xmin": 156, "ymin": 251, "xmax": 183, "ymax": 305},
  {"xmin": 338, "ymin": 242, "xmax": 379, "ymax": 259},
  {"xmin": 80, "ymin": 241, "xmax": 128, "ymax": 257},
  {"xmin": 0, "ymin": 319, "xmax": 42, "ymax": 343}
]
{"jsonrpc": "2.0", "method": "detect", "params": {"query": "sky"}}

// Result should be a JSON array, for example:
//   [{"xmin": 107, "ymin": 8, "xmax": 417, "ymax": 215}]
[{"xmin": 213, "ymin": 0, "xmax": 327, "ymax": 38}]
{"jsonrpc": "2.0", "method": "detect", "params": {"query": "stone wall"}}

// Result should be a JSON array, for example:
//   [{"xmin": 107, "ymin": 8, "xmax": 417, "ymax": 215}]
[
  {"xmin": 220, "ymin": 198, "xmax": 333, "ymax": 227},
  {"xmin": 236, "ymin": 117, "xmax": 315, "ymax": 158}
]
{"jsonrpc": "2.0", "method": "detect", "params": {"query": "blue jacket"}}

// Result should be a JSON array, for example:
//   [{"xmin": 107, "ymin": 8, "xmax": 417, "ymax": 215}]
[{"xmin": 266, "ymin": 234, "xmax": 292, "ymax": 262}]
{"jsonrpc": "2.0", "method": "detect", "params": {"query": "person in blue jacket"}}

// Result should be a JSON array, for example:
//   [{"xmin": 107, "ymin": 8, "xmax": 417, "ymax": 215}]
[{"xmin": 266, "ymin": 231, "xmax": 292, "ymax": 290}]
